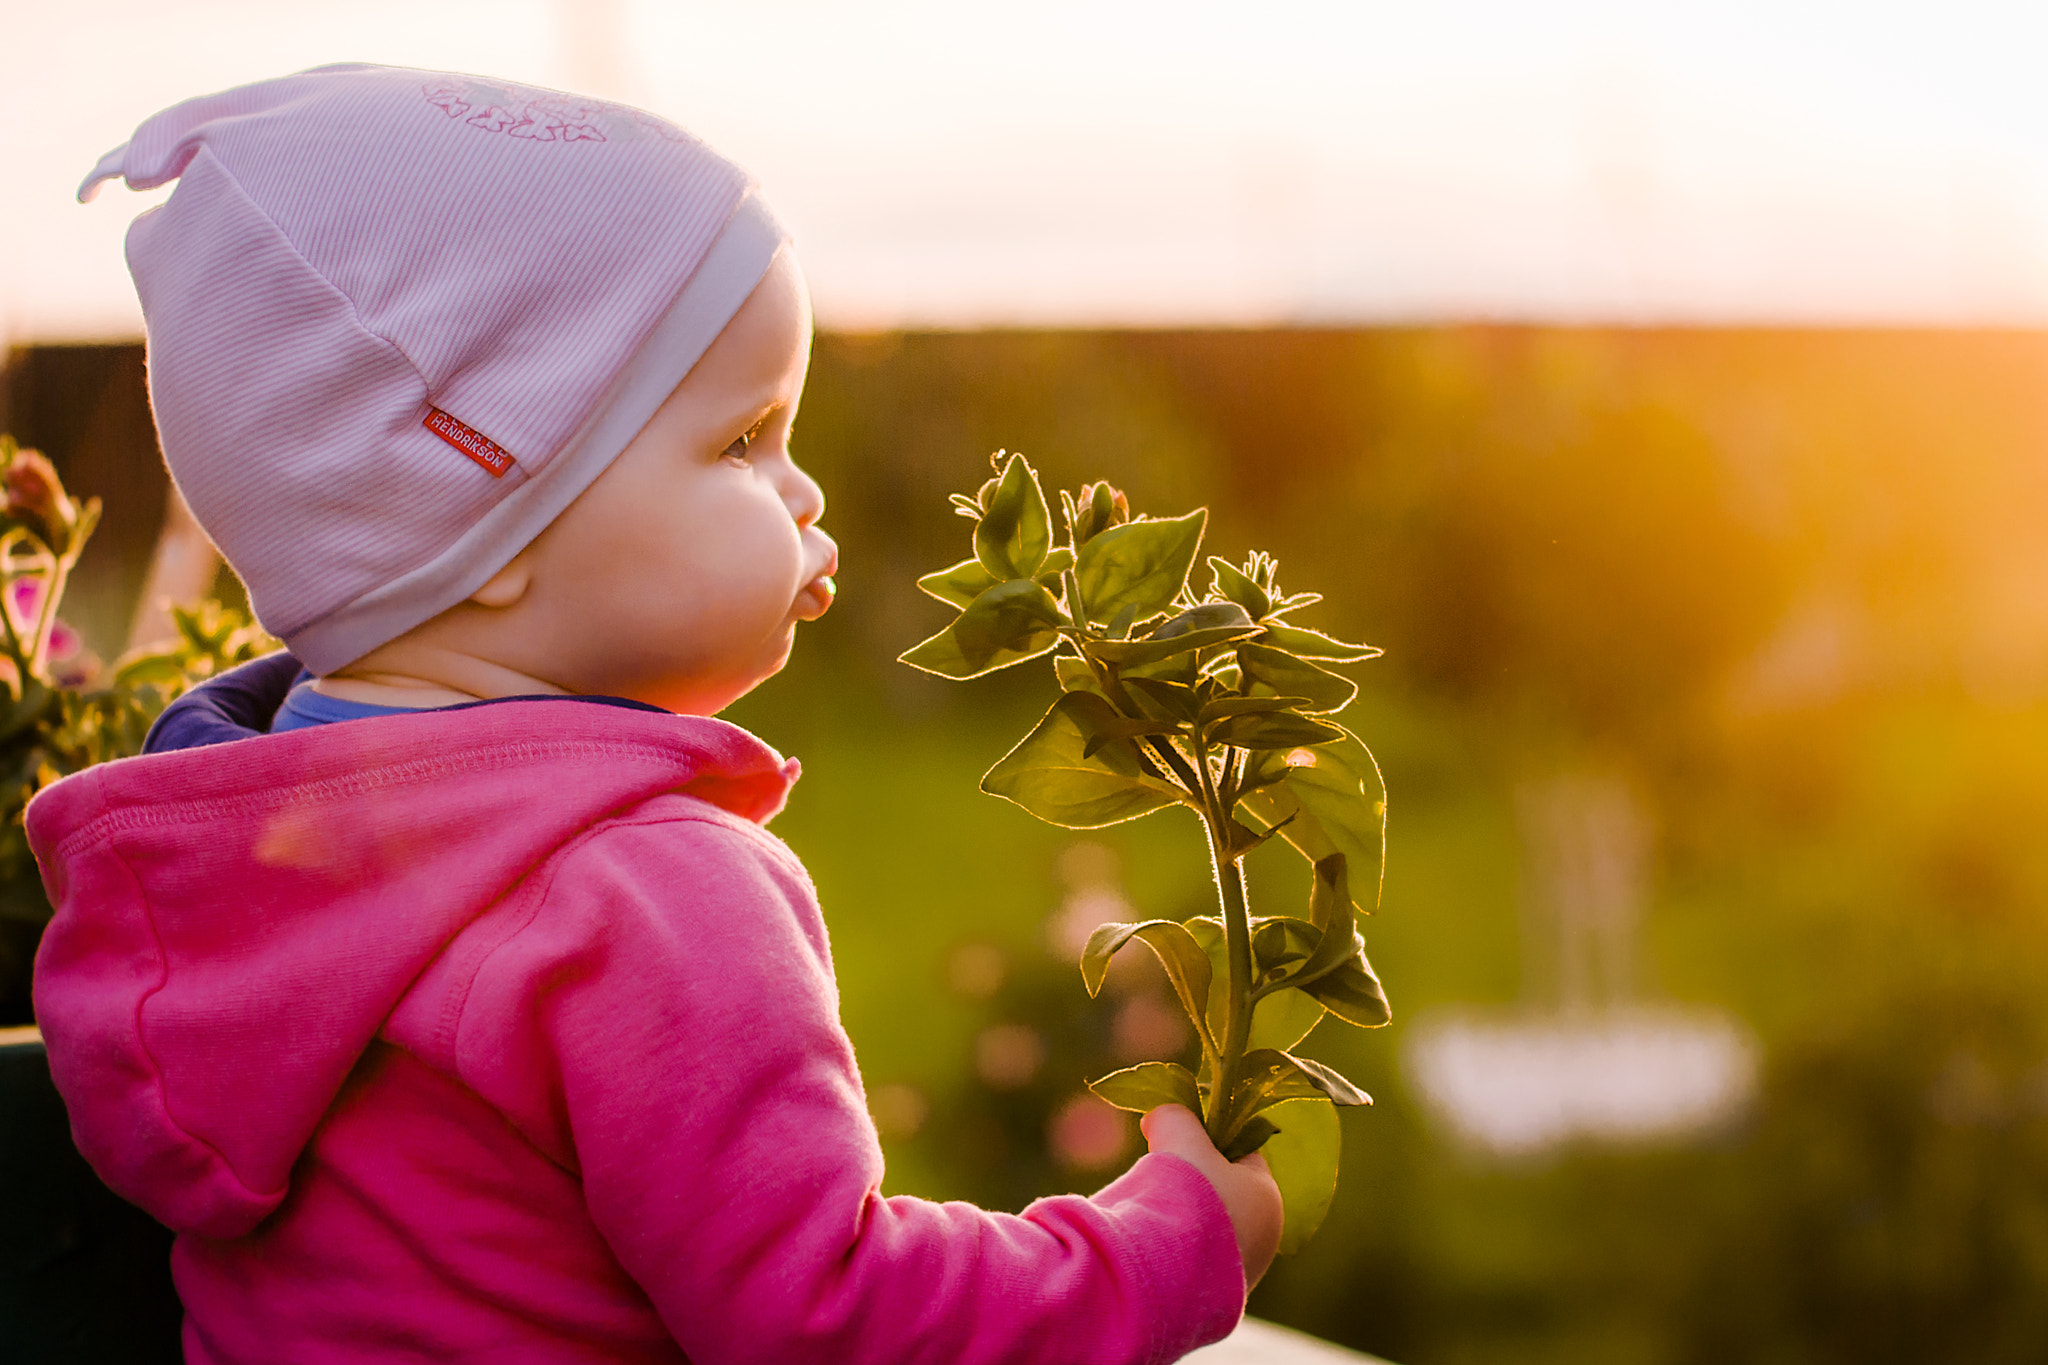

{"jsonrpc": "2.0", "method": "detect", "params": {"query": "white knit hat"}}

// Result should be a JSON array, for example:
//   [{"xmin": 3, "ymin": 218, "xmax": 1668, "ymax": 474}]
[{"xmin": 80, "ymin": 64, "xmax": 787, "ymax": 672}]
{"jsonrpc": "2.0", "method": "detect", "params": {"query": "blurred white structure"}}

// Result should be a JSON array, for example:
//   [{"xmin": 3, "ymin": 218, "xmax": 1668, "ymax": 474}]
[
  {"xmin": 1404, "ymin": 774, "xmax": 1757, "ymax": 1156},
  {"xmin": 1188, "ymin": 1317, "xmax": 1390, "ymax": 1365},
  {"xmin": 1406, "ymin": 1006, "xmax": 1757, "ymax": 1156}
]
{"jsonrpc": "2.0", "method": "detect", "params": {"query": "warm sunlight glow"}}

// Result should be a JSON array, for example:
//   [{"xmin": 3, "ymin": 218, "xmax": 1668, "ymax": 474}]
[{"xmin": 8, "ymin": 0, "xmax": 2048, "ymax": 339}]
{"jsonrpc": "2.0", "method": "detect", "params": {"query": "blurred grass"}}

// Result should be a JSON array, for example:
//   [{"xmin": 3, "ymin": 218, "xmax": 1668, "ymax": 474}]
[
  {"xmin": 14, "ymin": 327, "xmax": 2048, "ymax": 1363},
  {"xmin": 719, "ymin": 328, "xmax": 2048, "ymax": 1364}
]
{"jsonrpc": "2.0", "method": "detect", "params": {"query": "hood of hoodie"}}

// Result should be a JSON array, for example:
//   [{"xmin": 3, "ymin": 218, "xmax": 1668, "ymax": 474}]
[{"xmin": 27, "ymin": 654, "xmax": 797, "ymax": 1239}]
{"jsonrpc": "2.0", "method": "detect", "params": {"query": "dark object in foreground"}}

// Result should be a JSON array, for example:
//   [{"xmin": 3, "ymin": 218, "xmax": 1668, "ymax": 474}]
[{"xmin": 0, "ymin": 1028, "xmax": 182, "ymax": 1363}]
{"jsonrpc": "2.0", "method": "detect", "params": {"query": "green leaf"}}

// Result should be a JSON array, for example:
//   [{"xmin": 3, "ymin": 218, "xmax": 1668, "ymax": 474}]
[
  {"xmin": 1228, "ymin": 863, "xmax": 1392, "ymax": 1023},
  {"xmin": 1081, "ymin": 919, "xmax": 1148, "ymax": 996},
  {"xmin": 1054, "ymin": 654, "xmax": 1105, "ymax": 696},
  {"xmin": 1209, "ymin": 710, "xmax": 1346, "ymax": 751},
  {"xmin": 1187, "ymin": 916, "xmax": 1327, "ymax": 1052},
  {"xmin": 1235, "ymin": 1048, "xmax": 1336, "ymax": 1115},
  {"xmin": 0, "ymin": 678, "xmax": 53, "ymax": 744},
  {"xmin": 111, "ymin": 650, "xmax": 189, "ymax": 689},
  {"xmin": 1088, "ymin": 1061, "xmax": 1202, "ymax": 1115},
  {"xmin": 1198, "ymin": 694, "xmax": 1310, "ymax": 723},
  {"xmin": 1208, "ymin": 556, "xmax": 1273, "ymax": 619},
  {"xmin": 1224, "ymin": 814, "xmax": 1292, "ymax": 859},
  {"xmin": 1080, "ymin": 918, "xmax": 1217, "ymax": 1050},
  {"xmin": 1235, "ymin": 725, "xmax": 1387, "ymax": 915},
  {"xmin": 1033, "ymin": 545, "xmax": 1075, "ymax": 590},
  {"xmin": 1087, "ymin": 624, "xmax": 1262, "ymax": 669},
  {"xmin": 917, "ymin": 557, "xmax": 1001, "ymax": 608},
  {"xmin": 1262, "ymin": 1098, "xmax": 1342, "ymax": 1255},
  {"xmin": 973, "ymin": 452, "xmax": 1053, "ymax": 579},
  {"xmin": 1222, "ymin": 1116, "xmax": 1280, "ymax": 1161},
  {"xmin": 1235, "ymin": 642, "xmax": 1358, "ymax": 714},
  {"xmin": 1056, "ymin": 689, "xmax": 1184, "ymax": 761},
  {"xmin": 1283, "ymin": 1052, "xmax": 1373, "ymax": 1107},
  {"xmin": 1252, "ymin": 987, "xmax": 1327, "ymax": 1051},
  {"xmin": 1150, "ymin": 600, "xmax": 1255, "ymax": 640},
  {"xmin": 1251, "ymin": 915, "xmax": 1317, "ymax": 977},
  {"xmin": 1126, "ymin": 677, "xmax": 1200, "ymax": 721},
  {"xmin": 1292, "ymin": 853, "xmax": 1359, "ymax": 988},
  {"xmin": 1074, "ymin": 509, "xmax": 1206, "ymax": 624},
  {"xmin": 1081, "ymin": 717, "xmax": 1188, "ymax": 760},
  {"xmin": 1257, "ymin": 623, "xmax": 1383, "ymax": 662},
  {"xmin": 899, "ymin": 579, "xmax": 1064, "ymax": 680},
  {"xmin": 982, "ymin": 692, "xmax": 1187, "ymax": 828},
  {"xmin": 1299, "ymin": 952, "xmax": 1392, "ymax": 1028}
]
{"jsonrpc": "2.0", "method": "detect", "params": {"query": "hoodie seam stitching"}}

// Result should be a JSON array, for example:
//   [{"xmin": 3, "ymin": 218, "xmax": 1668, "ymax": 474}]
[
  {"xmin": 446, "ymin": 816, "xmax": 642, "ymax": 1174},
  {"xmin": 599, "ymin": 806, "xmax": 810, "ymax": 882},
  {"xmin": 452, "ymin": 801, "xmax": 796, "ymax": 1044},
  {"xmin": 445, "ymin": 805, "xmax": 804, "ymax": 1155},
  {"xmin": 445, "ymin": 839, "xmax": 582, "ymax": 1080},
  {"xmin": 48, "ymin": 737, "xmax": 722, "ymax": 864},
  {"xmin": 107, "ymin": 829, "xmax": 284, "ymax": 1208}
]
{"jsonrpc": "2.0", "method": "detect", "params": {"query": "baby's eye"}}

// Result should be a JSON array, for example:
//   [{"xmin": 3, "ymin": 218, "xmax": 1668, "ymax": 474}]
[{"xmin": 721, "ymin": 431, "xmax": 754, "ymax": 465}]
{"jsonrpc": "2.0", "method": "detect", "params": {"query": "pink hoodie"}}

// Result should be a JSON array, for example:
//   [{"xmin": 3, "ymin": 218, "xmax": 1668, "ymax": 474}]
[{"xmin": 28, "ymin": 662, "xmax": 1243, "ymax": 1364}]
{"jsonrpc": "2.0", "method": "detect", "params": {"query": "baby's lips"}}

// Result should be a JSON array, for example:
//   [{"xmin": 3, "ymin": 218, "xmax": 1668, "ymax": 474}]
[{"xmin": 797, "ymin": 557, "xmax": 839, "ymax": 620}]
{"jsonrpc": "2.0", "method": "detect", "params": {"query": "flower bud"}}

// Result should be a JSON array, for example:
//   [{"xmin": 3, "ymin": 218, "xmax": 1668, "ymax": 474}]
[
  {"xmin": 1072, "ymin": 481, "xmax": 1131, "ymax": 545},
  {"xmin": 3, "ymin": 448, "xmax": 78, "ymax": 551}
]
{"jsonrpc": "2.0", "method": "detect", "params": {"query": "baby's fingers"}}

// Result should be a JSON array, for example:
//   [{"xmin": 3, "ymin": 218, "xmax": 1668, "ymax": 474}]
[
  {"xmin": 1142, "ymin": 1104, "xmax": 1283, "ymax": 1289},
  {"xmin": 1140, "ymin": 1104, "xmax": 1211, "ymax": 1162}
]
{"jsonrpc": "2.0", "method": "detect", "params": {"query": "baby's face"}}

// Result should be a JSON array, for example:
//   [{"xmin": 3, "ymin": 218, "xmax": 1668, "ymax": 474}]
[{"xmin": 506, "ymin": 248, "xmax": 837, "ymax": 714}]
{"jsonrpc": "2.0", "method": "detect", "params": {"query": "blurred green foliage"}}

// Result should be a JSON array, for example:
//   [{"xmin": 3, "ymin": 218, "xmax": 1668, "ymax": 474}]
[
  {"xmin": 725, "ymin": 329, "xmax": 2048, "ymax": 1364},
  {"xmin": 0, "ymin": 433, "xmax": 278, "ymax": 1022}
]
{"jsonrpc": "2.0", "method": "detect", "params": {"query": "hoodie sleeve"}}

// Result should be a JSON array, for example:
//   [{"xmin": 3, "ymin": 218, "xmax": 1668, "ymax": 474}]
[{"xmin": 449, "ymin": 806, "xmax": 1245, "ymax": 1365}]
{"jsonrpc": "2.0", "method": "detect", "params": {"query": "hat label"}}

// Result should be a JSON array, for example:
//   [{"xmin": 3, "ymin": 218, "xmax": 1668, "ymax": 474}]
[{"xmin": 424, "ymin": 407, "xmax": 514, "ymax": 477}]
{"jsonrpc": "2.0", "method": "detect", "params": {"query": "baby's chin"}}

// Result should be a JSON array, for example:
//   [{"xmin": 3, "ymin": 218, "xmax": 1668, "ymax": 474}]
[{"xmin": 688, "ymin": 634, "xmax": 801, "ymax": 716}]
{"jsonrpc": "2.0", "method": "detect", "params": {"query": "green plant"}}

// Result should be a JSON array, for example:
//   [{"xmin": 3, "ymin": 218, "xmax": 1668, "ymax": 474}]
[
  {"xmin": 902, "ymin": 451, "xmax": 1391, "ymax": 1251},
  {"xmin": 0, "ymin": 434, "xmax": 277, "ymax": 929}
]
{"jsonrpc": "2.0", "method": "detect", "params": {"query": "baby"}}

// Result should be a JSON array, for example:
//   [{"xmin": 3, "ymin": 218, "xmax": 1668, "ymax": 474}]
[{"xmin": 30, "ymin": 64, "xmax": 1280, "ymax": 1364}]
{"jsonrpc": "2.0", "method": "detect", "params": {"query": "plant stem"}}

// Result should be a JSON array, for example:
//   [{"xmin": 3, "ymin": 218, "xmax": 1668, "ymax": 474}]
[
  {"xmin": 0, "ymin": 592, "xmax": 28, "ymax": 698},
  {"xmin": 1195, "ymin": 739, "xmax": 1257, "ymax": 1148},
  {"xmin": 31, "ymin": 558, "xmax": 68, "ymax": 676},
  {"xmin": 0, "ymin": 553, "xmax": 36, "ymax": 698}
]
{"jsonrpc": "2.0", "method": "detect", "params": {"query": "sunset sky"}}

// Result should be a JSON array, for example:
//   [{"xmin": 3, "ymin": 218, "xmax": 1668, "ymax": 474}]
[{"xmin": 5, "ymin": 0, "xmax": 2048, "ymax": 338}]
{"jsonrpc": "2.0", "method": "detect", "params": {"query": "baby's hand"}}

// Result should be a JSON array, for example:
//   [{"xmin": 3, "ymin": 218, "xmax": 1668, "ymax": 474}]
[{"xmin": 1141, "ymin": 1104, "xmax": 1284, "ymax": 1290}]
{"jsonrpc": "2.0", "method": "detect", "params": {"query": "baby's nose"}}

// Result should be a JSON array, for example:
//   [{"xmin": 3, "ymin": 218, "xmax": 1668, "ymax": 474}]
[{"xmin": 785, "ymin": 464, "xmax": 826, "ymax": 528}]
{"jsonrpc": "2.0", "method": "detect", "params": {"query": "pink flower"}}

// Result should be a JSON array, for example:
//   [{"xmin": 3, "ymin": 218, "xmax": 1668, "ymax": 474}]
[
  {"xmin": 9, "ymin": 575, "xmax": 85, "ymax": 671},
  {"xmin": 48, "ymin": 618, "xmax": 80, "ymax": 662}
]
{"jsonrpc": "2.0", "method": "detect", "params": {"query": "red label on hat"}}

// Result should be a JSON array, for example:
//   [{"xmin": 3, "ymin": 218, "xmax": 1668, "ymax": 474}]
[{"xmin": 424, "ymin": 407, "xmax": 515, "ymax": 477}]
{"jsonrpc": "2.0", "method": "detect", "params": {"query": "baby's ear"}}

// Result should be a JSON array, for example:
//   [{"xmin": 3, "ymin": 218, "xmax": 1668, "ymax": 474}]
[{"xmin": 469, "ymin": 558, "xmax": 532, "ymax": 609}]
